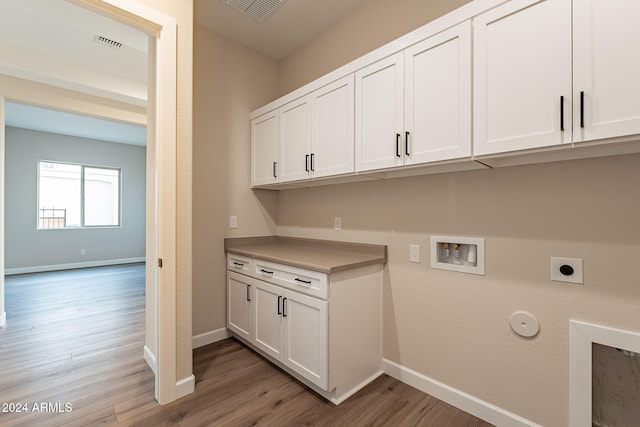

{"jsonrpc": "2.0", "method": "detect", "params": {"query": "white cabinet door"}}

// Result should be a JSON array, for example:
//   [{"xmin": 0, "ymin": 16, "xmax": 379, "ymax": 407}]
[
  {"xmin": 279, "ymin": 96, "xmax": 312, "ymax": 182},
  {"xmin": 355, "ymin": 52, "xmax": 404, "ymax": 172},
  {"xmin": 311, "ymin": 75, "xmax": 355, "ymax": 178},
  {"xmin": 473, "ymin": 0, "xmax": 572, "ymax": 156},
  {"xmin": 251, "ymin": 110, "xmax": 278, "ymax": 186},
  {"xmin": 283, "ymin": 289, "xmax": 328, "ymax": 390},
  {"xmin": 253, "ymin": 280, "xmax": 284, "ymax": 361},
  {"xmin": 405, "ymin": 21, "xmax": 471, "ymax": 165},
  {"xmin": 227, "ymin": 272, "xmax": 253, "ymax": 342},
  {"xmin": 573, "ymin": 0, "xmax": 640, "ymax": 142}
]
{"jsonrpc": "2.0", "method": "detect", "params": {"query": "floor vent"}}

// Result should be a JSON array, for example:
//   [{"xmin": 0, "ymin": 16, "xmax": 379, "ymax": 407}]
[
  {"xmin": 223, "ymin": 0, "xmax": 287, "ymax": 23},
  {"xmin": 94, "ymin": 35, "xmax": 124, "ymax": 49}
]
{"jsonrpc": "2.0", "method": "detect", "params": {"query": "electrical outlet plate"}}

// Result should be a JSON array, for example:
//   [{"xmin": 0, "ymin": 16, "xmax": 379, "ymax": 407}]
[
  {"xmin": 334, "ymin": 217, "xmax": 342, "ymax": 230},
  {"xmin": 550, "ymin": 257, "xmax": 583, "ymax": 284},
  {"xmin": 409, "ymin": 244, "xmax": 420, "ymax": 263},
  {"xmin": 229, "ymin": 215, "xmax": 237, "ymax": 229}
]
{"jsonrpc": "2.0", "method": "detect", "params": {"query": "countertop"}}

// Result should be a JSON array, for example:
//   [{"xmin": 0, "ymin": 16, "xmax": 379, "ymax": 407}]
[{"xmin": 225, "ymin": 236, "xmax": 387, "ymax": 274}]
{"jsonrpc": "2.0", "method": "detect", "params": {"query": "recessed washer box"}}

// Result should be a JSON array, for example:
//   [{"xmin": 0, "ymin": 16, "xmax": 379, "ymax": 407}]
[{"xmin": 430, "ymin": 235, "xmax": 485, "ymax": 275}]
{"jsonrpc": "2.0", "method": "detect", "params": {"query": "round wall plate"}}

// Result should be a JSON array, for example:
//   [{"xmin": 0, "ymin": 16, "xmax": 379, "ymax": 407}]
[{"xmin": 510, "ymin": 311, "xmax": 540, "ymax": 338}]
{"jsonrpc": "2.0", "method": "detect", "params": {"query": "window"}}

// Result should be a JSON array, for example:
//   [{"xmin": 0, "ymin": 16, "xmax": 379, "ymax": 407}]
[{"xmin": 38, "ymin": 161, "xmax": 121, "ymax": 229}]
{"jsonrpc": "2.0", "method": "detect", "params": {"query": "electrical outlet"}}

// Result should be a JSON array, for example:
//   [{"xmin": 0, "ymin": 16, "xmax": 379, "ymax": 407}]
[
  {"xmin": 80, "ymin": 248, "xmax": 86, "ymax": 255},
  {"xmin": 409, "ymin": 244, "xmax": 420, "ymax": 263},
  {"xmin": 229, "ymin": 215, "xmax": 237, "ymax": 229},
  {"xmin": 551, "ymin": 257, "xmax": 583, "ymax": 284},
  {"xmin": 334, "ymin": 217, "xmax": 342, "ymax": 230}
]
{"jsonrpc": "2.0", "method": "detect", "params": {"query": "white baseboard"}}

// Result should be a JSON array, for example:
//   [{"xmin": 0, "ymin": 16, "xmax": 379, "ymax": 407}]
[
  {"xmin": 192, "ymin": 327, "xmax": 230, "ymax": 349},
  {"xmin": 383, "ymin": 359, "xmax": 540, "ymax": 427},
  {"xmin": 143, "ymin": 345, "xmax": 157, "ymax": 375},
  {"xmin": 176, "ymin": 374, "xmax": 195, "ymax": 400},
  {"xmin": 0, "ymin": 311, "xmax": 6, "ymax": 328},
  {"xmin": 4, "ymin": 257, "xmax": 146, "ymax": 275}
]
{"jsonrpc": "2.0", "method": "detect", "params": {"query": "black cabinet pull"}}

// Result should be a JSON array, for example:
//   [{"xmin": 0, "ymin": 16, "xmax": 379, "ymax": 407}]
[
  {"xmin": 233, "ymin": 261, "xmax": 244, "ymax": 268},
  {"xmin": 305, "ymin": 154, "xmax": 310, "ymax": 172},
  {"xmin": 580, "ymin": 91, "xmax": 585, "ymax": 128},
  {"xmin": 260, "ymin": 269, "xmax": 273, "ymax": 275},
  {"xmin": 560, "ymin": 96, "xmax": 564, "ymax": 131},
  {"xmin": 405, "ymin": 131, "xmax": 410, "ymax": 156},
  {"xmin": 246, "ymin": 284, "xmax": 251, "ymax": 302},
  {"xmin": 310, "ymin": 153, "xmax": 315, "ymax": 171},
  {"xmin": 273, "ymin": 161, "xmax": 277, "ymax": 178},
  {"xmin": 277, "ymin": 295, "xmax": 282, "ymax": 315},
  {"xmin": 282, "ymin": 297, "xmax": 287, "ymax": 317},
  {"xmin": 396, "ymin": 133, "xmax": 401, "ymax": 157},
  {"xmin": 294, "ymin": 278, "xmax": 311, "ymax": 285}
]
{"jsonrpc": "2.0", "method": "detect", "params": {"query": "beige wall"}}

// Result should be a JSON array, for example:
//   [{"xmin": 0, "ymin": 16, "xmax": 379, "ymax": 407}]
[
  {"xmin": 192, "ymin": 26, "xmax": 278, "ymax": 336},
  {"xmin": 271, "ymin": 1, "xmax": 640, "ymax": 425}
]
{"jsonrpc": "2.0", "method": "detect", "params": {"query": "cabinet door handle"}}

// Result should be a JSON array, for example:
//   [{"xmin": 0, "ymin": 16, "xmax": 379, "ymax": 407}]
[
  {"xmin": 277, "ymin": 295, "xmax": 282, "ymax": 315},
  {"xmin": 560, "ymin": 96, "xmax": 564, "ymax": 132},
  {"xmin": 260, "ymin": 269, "xmax": 273, "ymax": 275},
  {"xmin": 294, "ymin": 278, "xmax": 311, "ymax": 285},
  {"xmin": 282, "ymin": 297, "xmax": 287, "ymax": 317},
  {"xmin": 580, "ymin": 91, "xmax": 585, "ymax": 128},
  {"xmin": 396, "ymin": 133, "xmax": 401, "ymax": 157},
  {"xmin": 246, "ymin": 284, "xmax": 251, "ymax": 302},
  {"xmin": 273, "ymin": 161, "xmax": 277, "ymax": 178},
  {"xmin": 405, "ymin": 131, "xmax": 410, "ymax": 156},
  {"xmin": 310, "ymin": 153, "xmax": 315, "ymax": 171},
  {"xmin": 305, "ymin": 154, "xmax": 310, "ymax": 172}
]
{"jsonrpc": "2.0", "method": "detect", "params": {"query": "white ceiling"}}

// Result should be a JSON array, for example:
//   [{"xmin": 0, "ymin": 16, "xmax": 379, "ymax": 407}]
[
  {"xmin": 195, "ymin": 0, "xmax": 369, "ymax": 59},
  {"xmin": 0, "ymin": 0, "xmax": 365, "ymax": 145}
]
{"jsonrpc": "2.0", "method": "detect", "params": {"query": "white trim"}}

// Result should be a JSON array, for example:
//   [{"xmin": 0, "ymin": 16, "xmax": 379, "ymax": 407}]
[
  {"xmin": 144, "ymin": 345, "xmax": 158, "ymax": 375},
  {"xmin": 383, "ymin": 358, "xmax": 540, "ymax": 427},
  {"xmin": 4, "ymin": 257, "xmax": 145, "ymax": 275},
  {"xmin": 0, "ymin": 312, "xmax": 6, "ymax": 328},
  {"xmin": 569, "ymin": 320, "xmax": 640, "ymax": 427},
  {"xmin": 192, "ymin": 327, "xmax": 230, "ymax": 349},
  {"xmin": 175, "ymin": 374, "xmax": 195, "ymax": 400},
  {"xmin": 330, "ymin": 370, "xmax": 384, "ymax": 405}
]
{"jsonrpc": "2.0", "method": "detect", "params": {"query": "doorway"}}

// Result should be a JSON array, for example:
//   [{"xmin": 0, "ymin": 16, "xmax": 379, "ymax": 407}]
[{"xmin": 0, "ymin": 0, "xmax": 179, "ymax": 404}]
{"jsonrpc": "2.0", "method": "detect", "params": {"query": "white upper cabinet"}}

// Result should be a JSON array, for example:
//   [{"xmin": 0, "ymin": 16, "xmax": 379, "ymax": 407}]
[
  {"xmin": 356, "ymin": 21, "xmax": 472, "ymax": 172},
  {"xmin": 473, "ymin": 0, "xmax": 572, "ymax": 156},
  {"xmin": 404, "ymin": 21, "xmax": 471, "ymax": 165},
  {"xmin": 279, "ymin": 95, "xmax": 312, "ymax": 183},
  {"xmin": 355, "ymin": 52, "xmax": 405, "ymax": 172},
  {"xmin": 573, "ymin": 0, "xmax": 640, "ymax": 142},
  {"xmin": 251, "ymin": 110, "xmax": 279, "ymax": 187},
  {"xmin": 311, "ymin": 75, "xmax": 355, "ymax": 178}
]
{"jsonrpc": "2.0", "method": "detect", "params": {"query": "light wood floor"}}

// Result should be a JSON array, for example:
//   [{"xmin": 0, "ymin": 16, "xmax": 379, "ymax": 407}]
[{"xmin": 0, "ymin": 265, "xmax": 493, "ymax": 426}]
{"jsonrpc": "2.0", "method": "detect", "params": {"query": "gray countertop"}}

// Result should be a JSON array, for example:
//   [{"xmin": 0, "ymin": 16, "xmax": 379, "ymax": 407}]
[{"xmin": 225, "ymin": 236, "xmax": 387, "ymax": 274}]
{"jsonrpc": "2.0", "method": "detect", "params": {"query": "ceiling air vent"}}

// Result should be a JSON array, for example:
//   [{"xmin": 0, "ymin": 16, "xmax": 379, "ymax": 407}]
[
  {"xmin": 94, "ymin": 35, "xmax": 124, "ymax": 49},
  {"xmin": 223, "ymin": 0, "xmax": 287, "ymax": 23}
]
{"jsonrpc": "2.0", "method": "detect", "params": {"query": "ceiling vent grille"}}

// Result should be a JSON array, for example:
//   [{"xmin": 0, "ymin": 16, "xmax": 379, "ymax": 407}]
[
  {"xmin": 94, "ymin": 35, "xmax": 124, "ymax": 49},
  {"xmin": 223, "ymin": 0, "xmax": 287, "ymax": 23}
]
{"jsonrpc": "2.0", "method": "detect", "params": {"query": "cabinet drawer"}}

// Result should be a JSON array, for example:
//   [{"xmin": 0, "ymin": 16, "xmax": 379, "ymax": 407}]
[
  {"xmin": 227, "ymin": 254, "xmax": 253, "ymax": 275},
  {"xmin": 253, "ymin": 259, "xmax": 328, "ymax": 300}
]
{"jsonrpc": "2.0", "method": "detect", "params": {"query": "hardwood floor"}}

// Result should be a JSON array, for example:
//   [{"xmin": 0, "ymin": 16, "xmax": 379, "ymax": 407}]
[{"xmin": 0, "ymin": 265, "xmax": 493, "ymax": 426}]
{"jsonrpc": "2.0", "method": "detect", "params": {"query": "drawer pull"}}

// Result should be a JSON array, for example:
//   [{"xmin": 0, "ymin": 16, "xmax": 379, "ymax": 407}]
[
  {"xmin": 260, "ymin": 269, "xmax": 274, "ymax": 275},
  {"xmin": 233, "ymin": 262, "xmax": 244, "ymax": 268},
  {"xmin": 294, "ymin": 278, "xmax": 312, "ymax": 285}
]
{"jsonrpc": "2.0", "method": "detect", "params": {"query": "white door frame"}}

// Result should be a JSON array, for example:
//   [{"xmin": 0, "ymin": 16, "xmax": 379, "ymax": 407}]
[{"xmin": 0, "ymin": 0, "xmax": 179, "ymax": 405}]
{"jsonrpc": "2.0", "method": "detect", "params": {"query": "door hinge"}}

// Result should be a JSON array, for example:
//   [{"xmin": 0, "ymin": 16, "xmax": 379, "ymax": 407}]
[{"xmin": 158, "ymin": 258, "xmax": 163, "ymax": 268}]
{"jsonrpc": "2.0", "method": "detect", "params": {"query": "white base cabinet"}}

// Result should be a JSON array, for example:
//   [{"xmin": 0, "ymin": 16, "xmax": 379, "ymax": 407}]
[{"xmin": 227, "ymin": 255, "xmax": 382, "ymax": 404}]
